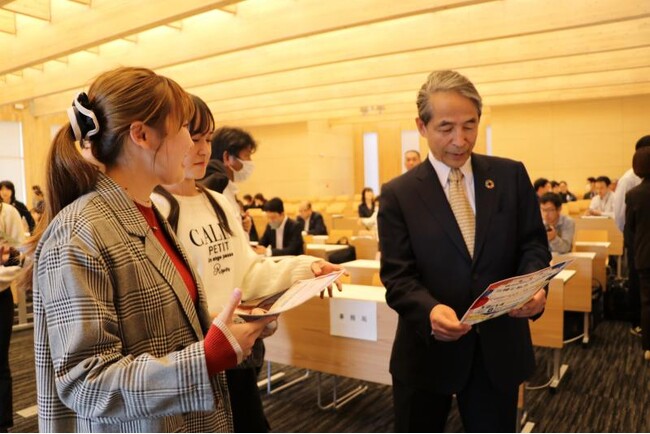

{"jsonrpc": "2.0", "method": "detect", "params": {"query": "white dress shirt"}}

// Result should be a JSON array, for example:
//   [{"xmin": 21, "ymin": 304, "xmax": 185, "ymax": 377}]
[
  {"xmin": 274, "ymin": 216, "xmax": 288, "ymax": 250},
  {"xmin": 589, "ymin": 190, "xmax": 615, "ymax": 217},
  {"xmin": 613, "ymin": 168, "xmax": 642, "ymax": 232}
]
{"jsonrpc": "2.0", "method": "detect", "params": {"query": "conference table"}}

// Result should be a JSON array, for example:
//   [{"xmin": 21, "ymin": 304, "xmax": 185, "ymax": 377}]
[
  {"xmin": 529, "ymin": 269, "xmax": 576, "ymax": 391},
  {"xmin": 575, "ymin": 216, "xmax": 623, "ymax": 276},
  {"xmin": 263, "ymin": 283, "xmax": 394, "ymax": 408},
  {"xmin": 340, "ymin": 259, "xmax": 380, "ymax": 285},
  {"xmin": 574, "ymin": 217, "xmax": 623, "ymax": 256},
  {"xmin": 305, "ymin": 242, "xmax": 349, "ymax": 260}
]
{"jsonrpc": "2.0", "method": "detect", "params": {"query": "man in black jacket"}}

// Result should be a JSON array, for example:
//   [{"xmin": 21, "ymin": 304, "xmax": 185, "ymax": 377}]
[
  {"xmin": 296, "ymin": 202, "xmax": 328, "ymax": 236},
  {"xmin": 379, "ymin": 70, "xmax": 549, "ymax": 432},
  {"xmin": 256, "ymin": 198, "xmax": 304, "ymax": 256}
]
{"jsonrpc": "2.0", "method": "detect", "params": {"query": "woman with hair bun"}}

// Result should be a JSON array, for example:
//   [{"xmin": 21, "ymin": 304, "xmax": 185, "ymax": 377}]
[{"xmin": 23, "ymin": 67, "xmax": 274, "ymax": 432}]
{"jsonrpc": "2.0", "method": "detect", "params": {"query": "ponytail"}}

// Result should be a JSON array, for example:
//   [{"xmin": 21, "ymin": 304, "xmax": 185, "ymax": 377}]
[{"xmin": 19, "ymin": 124, "xmax": 99, "ymax": 291}]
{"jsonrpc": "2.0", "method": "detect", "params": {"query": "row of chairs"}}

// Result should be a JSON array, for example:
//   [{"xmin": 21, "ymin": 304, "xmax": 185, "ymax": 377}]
[
  {"xmin": 562, "ymin": 199, "xmax": 591, "ymax": 217},
  {"xmin": 304, "ymin": 231, "xmax": 379, "ymax": 260}
]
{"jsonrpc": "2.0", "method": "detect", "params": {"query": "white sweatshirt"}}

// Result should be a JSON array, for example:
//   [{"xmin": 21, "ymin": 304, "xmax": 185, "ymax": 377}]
[{"xmin": 151, "ymin": 189, "xmax": 316, "ymax": 313}]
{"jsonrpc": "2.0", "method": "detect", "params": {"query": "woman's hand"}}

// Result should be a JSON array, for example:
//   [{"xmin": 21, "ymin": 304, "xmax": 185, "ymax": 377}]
[
  {"xmin": 217, "ymin": 289, "xmax": 277, "ymax": 357},
  {"xmin": 310, "ymin": 260, "xmax": 347, "ymax": 298}
]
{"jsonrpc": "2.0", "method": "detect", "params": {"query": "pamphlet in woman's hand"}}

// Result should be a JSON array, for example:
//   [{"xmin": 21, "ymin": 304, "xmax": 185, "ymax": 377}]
[
  {"xmin": 460, "ymin": 260, "xmax": 573, "ymax": 325},
  {"xmin": 235, "ymin": 270, "xmax": 345, "ymax": 320}
]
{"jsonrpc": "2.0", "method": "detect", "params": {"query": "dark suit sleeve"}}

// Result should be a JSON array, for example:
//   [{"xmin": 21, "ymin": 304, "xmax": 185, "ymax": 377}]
[
  {"xmin": 309, "ymin": 213, "xmax": 328, "ymax": 235},
  {"xmin": 259, "ymin": 225, "xmax": 273, "ymax": 248},
  {"xmin": 514, "ymin": 162, "xmax": 552, "ymax": 277},
  {"xmin": 296, "ymin": 216, "xmax": 306, "ymax": 232},
  {"xmin": 513, "ymin": 163, "xmax": 552, "ymax": 322},
  {"xmin": 378, "ymin": 182, "xmax": 439, "ymax": 337},
  {"xmin": 271, "ymin": 220, "xmax": 304, "ymax": 256},
  {"xmin": 624, "ymin": 191, "xmax": 635, "ymax": 251}
]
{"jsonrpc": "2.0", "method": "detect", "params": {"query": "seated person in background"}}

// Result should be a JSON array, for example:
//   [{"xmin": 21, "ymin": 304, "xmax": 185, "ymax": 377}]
[
  {"xmin": 358, "ymin": 187, "xmax": 376, "ymax": 218},
  {"xmin": 242, "ymin": 194, "xmax": 254, "ymax": 211},
  {"xmin": 559, "ymin": 180, "xmax": 577, "ymax": 202},
  {"xmin": 404, "ymin": 150, "xmax": 421, "ymax": 171},
  {"xmin": 551, "ymin": 180, "xmax": 561, "ymax": 194},
  {"xmin": 256, "ymin": 197, "xmax": 304, "ymax": 256},
  {"xmin": 297, "ymin": 201, "xmax": 328, "ymax": 235},
  {"xmin": 583, "ymin": 176, "xmax": 597, "ymax": 199},
  {"xmin": 586, "ymin": 176, "xmax": 615, "ymax": 217},
  {"xmin": 533, "ymin": 177, "xmax": 551, "ymax": 198},
  {"xmin": 253, "ymin": 193, "xmax": 267, "ymax": 209},
  {"xmin": 540, "ymin": 193, "xmax": 575, "ymax": 254},
  {"xmin": 237, "ymin": 199, "xmax": 259, "ymax": 242},
  {"xmin": 360, "ymin": 195, "xmax": 380, "ymax": 233}
]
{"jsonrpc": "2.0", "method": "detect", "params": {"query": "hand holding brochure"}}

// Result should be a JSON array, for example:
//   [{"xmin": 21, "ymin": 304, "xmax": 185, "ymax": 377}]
[
  {"xmin": 460, "ymin": 260, "xmax": 572, "ymax": 325},
  {"xmin": 235, "ymin": 270, "xmax": 344, "ymax": 320}
]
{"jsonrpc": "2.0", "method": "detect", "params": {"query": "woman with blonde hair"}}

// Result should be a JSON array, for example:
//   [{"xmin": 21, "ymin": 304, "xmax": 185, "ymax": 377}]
[{"xmin": 24, "ymin": 67, "xmax": 274, "ymax": 432}]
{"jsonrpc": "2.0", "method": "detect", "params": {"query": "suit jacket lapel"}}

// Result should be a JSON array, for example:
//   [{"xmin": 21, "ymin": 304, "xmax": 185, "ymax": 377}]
[
  {"xmin": 415, "ymin": 162, "xmax": 471, "ymax": 261},
  {"xmin": 148, "ymin": 212, "xmax": 206, "ymax": 339},
  {"xmin": 471, "ymin": 154, "xmax": 496, "ymax": 267},
  {"xmin": 94, "ymin": 173, "xmax": 205, "ymax": 339}
]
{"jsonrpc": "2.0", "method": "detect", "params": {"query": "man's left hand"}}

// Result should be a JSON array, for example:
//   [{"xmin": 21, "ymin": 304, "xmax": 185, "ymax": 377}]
[
  {"xmin": 509, "ymin": 289, "xmax": 546, "ymax": 318},
  {"xmin": 310, "ymin": 260, "xmax": 347, "ymax": 298}
]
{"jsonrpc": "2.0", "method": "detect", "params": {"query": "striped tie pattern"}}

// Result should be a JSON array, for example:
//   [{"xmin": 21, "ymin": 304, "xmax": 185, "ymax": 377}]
[{"xmin": 448, "ymin": 168, "xmax": 475, "ymax": 257}]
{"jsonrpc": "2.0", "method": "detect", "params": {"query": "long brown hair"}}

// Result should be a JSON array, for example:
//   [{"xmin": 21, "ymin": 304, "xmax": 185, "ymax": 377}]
[{"xmin": 20, "ymin": 66, "xmax": 193, "ymax": 290}]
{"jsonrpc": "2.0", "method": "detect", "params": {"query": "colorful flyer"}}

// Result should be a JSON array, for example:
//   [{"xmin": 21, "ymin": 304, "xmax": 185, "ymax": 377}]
[{"xmin": 460, "ymin": 260, "xmax": 572, "ymax": 325}]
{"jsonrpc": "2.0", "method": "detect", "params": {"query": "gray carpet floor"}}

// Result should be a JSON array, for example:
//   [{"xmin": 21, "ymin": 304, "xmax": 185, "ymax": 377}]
[{"xmin": 7, "ymin": 320, "xmax": 650, "ymax": 432}]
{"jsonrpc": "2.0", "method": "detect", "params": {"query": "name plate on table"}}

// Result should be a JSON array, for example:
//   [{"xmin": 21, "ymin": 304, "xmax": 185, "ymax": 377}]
[{"xmin": 329, "ymin": 298, "xmax": 377, "ymax": 341}]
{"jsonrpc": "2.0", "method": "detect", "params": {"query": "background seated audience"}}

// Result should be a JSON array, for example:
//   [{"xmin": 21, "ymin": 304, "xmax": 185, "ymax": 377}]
[
  {"xmin": 358, "ymin": 187, "xmax": 376, "ymax": 218},
  {"xmin": 257, "ymin": 197, "xmax": 304, "ymax": 256},
  {"xmin": 253, "ymin": 193, "xmax": 267, "ymax": 209},
  {"xmin": 533, "ymin": 177, "xmax": 551, "ymax": 198},
  {"xmin": 586, "ymin": 176, "xmax": 615, "ymax": 217},
  {"xmin": 583, "ymin": 176, "xmax": 597, "ymax": 199},
  {"xmin": 540, "ymin": 192, "xmax": 575, "ymax": 254},
  {"xmin": 297, "ymin": 201, "xmax": 328, "ymax": 235},
  {"xmin": 559, "ymin": 180, "xmax": 578, "ymax": 203}
]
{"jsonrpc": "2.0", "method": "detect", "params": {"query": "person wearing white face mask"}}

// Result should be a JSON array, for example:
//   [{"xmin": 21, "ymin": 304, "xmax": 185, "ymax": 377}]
[{"xmin": 200, "ymin": 126, "xmax": 257, "ymax": 213}]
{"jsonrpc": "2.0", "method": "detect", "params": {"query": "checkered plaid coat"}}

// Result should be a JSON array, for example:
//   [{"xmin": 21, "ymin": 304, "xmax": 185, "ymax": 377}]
[{"xmin": 32, "ymin": 173, "xmax": 233, "ymax": 432}]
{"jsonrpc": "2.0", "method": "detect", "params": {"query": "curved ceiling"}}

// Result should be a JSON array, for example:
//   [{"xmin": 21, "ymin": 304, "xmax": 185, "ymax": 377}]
[{"xmin": 1, "ymin": 0, "xmax": 649, "ymax": 126}]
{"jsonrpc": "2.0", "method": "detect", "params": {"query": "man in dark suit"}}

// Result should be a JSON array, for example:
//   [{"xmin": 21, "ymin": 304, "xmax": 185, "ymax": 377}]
[
  {"xmin": 378, "ymin": 70, "xmax": 550, "ymax": 432},
  {"xmin": 296, "ymin": 201, "xmax": 328, "ymax": 236},
  {"xmin": 256, "ymin": 197, "xmax": 304, "ymax": 256}
]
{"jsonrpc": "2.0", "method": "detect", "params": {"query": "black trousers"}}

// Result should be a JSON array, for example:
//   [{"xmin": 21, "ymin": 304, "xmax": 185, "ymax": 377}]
[
  {"xmin": 392, "ymin": 344, "xmax": 518, "ymax": 433},
  {"xmin": 639, "ymin": 269, "xmax": 650, "ymax": 351},
  {"xmin": 627, "ymin": 245, "xmax": 641, "ymax": 328},
  {"xmin": 0, "ymin": 289, "xmax": 14, "ymax": 429},
  {"xmin": 225, "ymin": 367, "xmax": 269, "ymax": 433}
]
